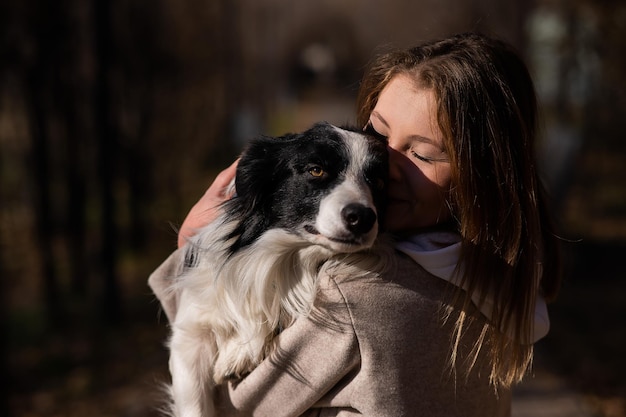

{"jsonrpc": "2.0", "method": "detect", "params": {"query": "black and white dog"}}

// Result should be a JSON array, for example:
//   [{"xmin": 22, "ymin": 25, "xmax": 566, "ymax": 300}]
[{"xmin": 166, "ymin": 122, "xmax": 389, "ymax": 417}]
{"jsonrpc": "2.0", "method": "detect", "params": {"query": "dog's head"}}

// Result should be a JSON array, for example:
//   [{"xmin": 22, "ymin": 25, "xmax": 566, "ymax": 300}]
[{"xmin": 225, "ymin": 121, "xmax": 388, "ymax": 253}]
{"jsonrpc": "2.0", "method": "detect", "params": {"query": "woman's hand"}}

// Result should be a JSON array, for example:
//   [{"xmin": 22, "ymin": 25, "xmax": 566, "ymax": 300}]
[{"xmin": 178, "ymin": 159, "xmax": 239, "ymax": 248}]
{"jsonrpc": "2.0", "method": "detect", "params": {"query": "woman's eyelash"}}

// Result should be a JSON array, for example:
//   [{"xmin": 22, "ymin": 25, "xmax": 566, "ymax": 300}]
[{"xmin": 411, "ymin": 151, "xmax": 433, "ymax": 163}]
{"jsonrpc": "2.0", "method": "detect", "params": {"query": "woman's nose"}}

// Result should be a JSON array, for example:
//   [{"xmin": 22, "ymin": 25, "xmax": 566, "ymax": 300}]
[{"xmin": 387, "ymin": 146, "xmax": 403, "ymax": 181}]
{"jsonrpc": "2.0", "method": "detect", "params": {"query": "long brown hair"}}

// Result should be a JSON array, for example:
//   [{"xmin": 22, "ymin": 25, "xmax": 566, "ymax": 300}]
[{"xmin": 357, "ymin": 32, "xmax": 562, "ymax": 387}]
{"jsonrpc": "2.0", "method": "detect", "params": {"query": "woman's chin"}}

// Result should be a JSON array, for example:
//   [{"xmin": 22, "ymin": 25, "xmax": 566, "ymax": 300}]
[{"xmin": 383, "ymin": 220, "xmax": 417, "ymax": 236}]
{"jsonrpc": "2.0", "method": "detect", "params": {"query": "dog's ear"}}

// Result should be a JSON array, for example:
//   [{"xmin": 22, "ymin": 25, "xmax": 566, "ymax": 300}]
[
  {"xmin": 234, "ymin": 134, "xmax": 291, "ymax": 200},
  {"xmin": 225, "ymin": 133, "xmax": 295, "ymax": 249}
]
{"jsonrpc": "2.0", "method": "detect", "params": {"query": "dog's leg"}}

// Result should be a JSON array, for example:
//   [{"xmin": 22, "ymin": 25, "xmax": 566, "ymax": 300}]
[{"xmin": 169, "ymin": 311, "xmax": 217, "ymax": 417}]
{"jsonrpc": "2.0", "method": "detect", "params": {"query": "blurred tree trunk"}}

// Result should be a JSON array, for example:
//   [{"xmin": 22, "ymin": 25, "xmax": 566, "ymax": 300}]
[
  {"xmin": 0, "ymin": 267, "xmax": 8, "ymax": 416},
  {"xmin": 0, "ymin": 289, "xmax": 7, "ymax": 416},
  {"xmin": 0, "ymin": 2, "xmax": 8, "ymax": 408},
  {"xmin": 94, "ymin": 0, "xmax": 122, "ymax": 323},
  {"xmin": 64, "ymin": 89, "xmax": 89, "ymax": 295},
  {"xmin": 27, "ymin": 64, "xmax": 62, "ymax": 326},
  {"xmin": 0, "ymin": 132, "xmax": 10, "ymax": 417},
  {"xmin": 126, "ymin": 93, "xmax": 154, "ymax": 251}
]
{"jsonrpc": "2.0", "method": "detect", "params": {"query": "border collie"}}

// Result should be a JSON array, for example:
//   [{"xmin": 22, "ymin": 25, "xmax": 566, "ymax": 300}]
[{"xmin": 165, "ymin": 122, "xmax": 390, "ymax": 417}]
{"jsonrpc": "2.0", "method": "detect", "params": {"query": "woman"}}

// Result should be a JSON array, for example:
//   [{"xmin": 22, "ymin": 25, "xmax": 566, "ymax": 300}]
[{"xmin": 151, "ymin": 32, "xmax": 561, "ymax": 416}]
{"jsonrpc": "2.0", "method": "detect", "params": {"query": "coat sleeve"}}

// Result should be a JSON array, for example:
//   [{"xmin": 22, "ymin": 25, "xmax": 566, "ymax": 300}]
[
  {"xmin": 215, "ymin": 275, "xmax": 361, "ymax": 417},
  {"xmin": 147, "ymin": 249, "xmax": 185, "ymax": 323}
]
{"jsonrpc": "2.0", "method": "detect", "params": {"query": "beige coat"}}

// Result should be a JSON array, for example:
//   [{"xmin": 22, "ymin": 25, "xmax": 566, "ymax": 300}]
[{"xmin": 149, "ymin": 248, "xmax": 511, "ymax": 417}]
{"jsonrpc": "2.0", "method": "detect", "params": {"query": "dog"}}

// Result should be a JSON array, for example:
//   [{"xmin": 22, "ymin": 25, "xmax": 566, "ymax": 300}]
[{"xmin": 164, "ymin": 121, "xmax": 390, "ymax": 417}]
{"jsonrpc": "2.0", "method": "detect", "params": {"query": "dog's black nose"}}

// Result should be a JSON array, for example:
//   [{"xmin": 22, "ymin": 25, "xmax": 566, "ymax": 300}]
[{"xmin": 341, "ymin": 203, "xmax": 376, "ymax": 235}]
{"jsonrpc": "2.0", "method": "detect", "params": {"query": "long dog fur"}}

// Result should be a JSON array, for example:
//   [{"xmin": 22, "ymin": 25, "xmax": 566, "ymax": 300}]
[{"xmin": 164, "ymin": 122, "xmax": 391, "ymax": 417}]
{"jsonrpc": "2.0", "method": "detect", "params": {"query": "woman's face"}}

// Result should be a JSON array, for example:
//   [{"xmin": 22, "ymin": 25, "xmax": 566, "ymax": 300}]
[{"xmin": 367, "ymin": 74, "xmax": 452, "ymax": 235}]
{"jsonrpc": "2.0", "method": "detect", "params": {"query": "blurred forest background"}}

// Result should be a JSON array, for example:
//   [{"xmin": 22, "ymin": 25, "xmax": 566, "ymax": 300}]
[{"xmin": 1, "ymin": 0, "xmax": 625, "ymax": 416}]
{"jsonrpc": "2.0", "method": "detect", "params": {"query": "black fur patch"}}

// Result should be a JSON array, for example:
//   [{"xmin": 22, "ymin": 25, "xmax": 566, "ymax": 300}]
[{"xmin": 223, "ymin": 122, "xmax": 388, "ymax": 252}]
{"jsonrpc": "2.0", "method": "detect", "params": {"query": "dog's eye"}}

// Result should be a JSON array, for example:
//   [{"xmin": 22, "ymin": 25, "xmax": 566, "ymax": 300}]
[{"xmin": 309, "ymin": 166, "xmax": 325, "ymax": 177}]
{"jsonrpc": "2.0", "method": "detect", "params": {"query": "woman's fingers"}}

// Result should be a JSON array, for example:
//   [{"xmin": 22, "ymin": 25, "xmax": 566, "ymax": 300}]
[{"xmin": 177, "ymin": 159, "xmax": 239, "ymax": 248}]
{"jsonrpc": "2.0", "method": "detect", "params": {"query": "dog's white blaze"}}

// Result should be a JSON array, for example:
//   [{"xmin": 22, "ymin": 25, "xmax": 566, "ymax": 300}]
[{"xmin": 315, "ymin": 128, "xmax": 378, "ymax": 249}]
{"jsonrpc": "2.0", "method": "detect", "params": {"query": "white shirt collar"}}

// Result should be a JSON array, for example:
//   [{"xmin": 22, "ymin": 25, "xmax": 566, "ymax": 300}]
[{"xmin": 395, "ymin": 232, "xmax": 549, "ymax": 343}]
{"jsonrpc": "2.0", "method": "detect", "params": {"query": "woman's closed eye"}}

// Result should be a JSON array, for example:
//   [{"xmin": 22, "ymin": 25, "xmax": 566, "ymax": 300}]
[
  {"xmin": 409, "ymin": 142, "xmax": 450, "ymax": 164},
  {"xmin": 411, "ymin": 150, "xmax": 434, "ymax": 163},
  {"xmin": 364, "ymin": 122, "xmax": 388, "ymax": 142},
  {"xmin": 366, "ymin": 118, "xmax": 449, "ymax": 164},
  {"xmin": 366, "ymin": 122, "xmax": 432, "ymax": 163},
  {"xmin": 410, "ymin": 146, "xmax": 449, "ymax": 164}
]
